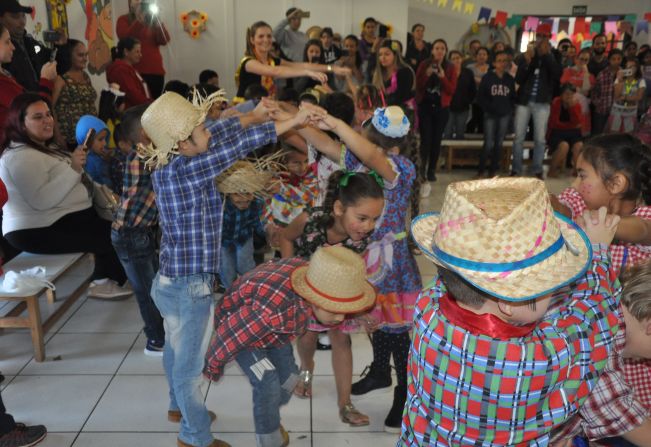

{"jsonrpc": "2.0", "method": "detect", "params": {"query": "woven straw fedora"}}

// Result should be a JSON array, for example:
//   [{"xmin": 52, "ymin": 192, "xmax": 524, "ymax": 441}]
[
  {"xmin": 216, "ymin": 160, "xmax": 273, "ymax": 195},
  {"xmin": 411, "ymin": 177, "xmax": 592, "ymax": 301},
  {"xmin": 291, "ymin": 246, "xmax": 376, "ymax": 314}
]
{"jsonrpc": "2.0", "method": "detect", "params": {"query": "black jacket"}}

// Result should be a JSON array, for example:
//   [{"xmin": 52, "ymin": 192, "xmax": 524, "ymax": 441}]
[
  {"xmin": 515, "ymin": 52, "xmax": 561, "ymax": 105},
  {"xmin": 477, "ymin": 70, "xmax": 516, "ymax": 117},
  {"xmin": 2, "ymin": 32, "xmax": 51, "ymax": 91},
  {"xmin": 449, "ymin": 67, "xmax": 476, "ymax": 112}
]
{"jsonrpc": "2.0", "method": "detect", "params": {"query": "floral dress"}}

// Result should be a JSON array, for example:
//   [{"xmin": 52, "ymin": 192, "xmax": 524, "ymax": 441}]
[
  {"xmin": 54, "ymin": 72, "xmax": 97, "ymax": 147},
  {"xmin": 294, "ymin": 206, "xmax": 369, "ymax": 332},
  {"xmin": 344, "ymin": 150, "xmax": 422, "ymax": 332}
]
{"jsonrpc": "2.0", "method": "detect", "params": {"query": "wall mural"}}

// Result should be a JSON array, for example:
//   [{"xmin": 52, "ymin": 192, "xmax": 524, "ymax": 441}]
[{"xmin": 79, "ymin": 0, "xmax": 113, "ymax": 74}]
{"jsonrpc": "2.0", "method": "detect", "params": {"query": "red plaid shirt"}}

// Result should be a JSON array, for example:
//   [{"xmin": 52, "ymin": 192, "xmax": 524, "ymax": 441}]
[
  {"xmin": 557, "ymin": 187, "xmax": 651, "ymax": 274},
  {"xmin": 203, "ymin": 257, "xmax": 311, "ymax": 381},
  {"xmin": 624, "ymin": 358, "xmax": 651, "ymax": 411},
  {"xmin": 592, "ymin": 68, "xmax": 616, "ymax": 115},
  {"xmin": 551, "ymin": 308, "xmax": 650, "ymax": 444}
]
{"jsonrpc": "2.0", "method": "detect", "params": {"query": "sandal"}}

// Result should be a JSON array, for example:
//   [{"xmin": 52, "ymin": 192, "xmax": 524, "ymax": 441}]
[
  {"xmin": 293, "ymin": 370, "xmax": 313, "ymax": 399},
  {"xmin": 339, "ymin": 403, "xmax": 370, "ymax": 427}
]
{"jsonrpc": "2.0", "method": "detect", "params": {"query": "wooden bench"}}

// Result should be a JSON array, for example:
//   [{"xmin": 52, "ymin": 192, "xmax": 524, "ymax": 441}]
[
  {"xmin": 443, "ymin": 139, "xmax": 537, "ymax": 172},
  {"xmin": 0, "ymin": 252, "xmax": 92, "ymax": 361}
]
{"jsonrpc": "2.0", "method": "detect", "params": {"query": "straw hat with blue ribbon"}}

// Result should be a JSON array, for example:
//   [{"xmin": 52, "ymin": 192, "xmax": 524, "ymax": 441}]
[
  {"xmin": 411, "ymin": 177, "xmax": 592, "ymax": 301},
  {"xmin": 370, "ymin": 106, "xmax": 410, "ymax": 138}
]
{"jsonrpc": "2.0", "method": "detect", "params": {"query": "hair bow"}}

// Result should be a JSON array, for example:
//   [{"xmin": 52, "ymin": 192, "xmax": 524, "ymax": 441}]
[{"xmin": 338, "ymin": 170, "xmax": 384, "ymax": 188}]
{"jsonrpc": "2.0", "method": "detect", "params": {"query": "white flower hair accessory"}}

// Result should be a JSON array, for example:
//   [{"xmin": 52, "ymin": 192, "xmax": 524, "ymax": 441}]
[{"xmin": 371, "ymin": 106, "xmax": 410, "ymax": 138}]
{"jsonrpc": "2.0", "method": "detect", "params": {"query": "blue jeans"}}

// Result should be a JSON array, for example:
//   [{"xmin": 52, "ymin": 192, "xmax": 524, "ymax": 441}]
[
  {"xmin": 151, "ymin": 273, "xmax": 216, "ymax": 447},
  {"xmin": 219, "ymin": 238, "xmax": 255, "ymax": 290},
  {"xmin": 111, "ymin": 227, "xmax": 164, "ymax": 342},
  {"xmin": 444, "ymin": 109, "xmax": 469, "ymax": 140},
  {"xmin": 512, "ymin": 102, "xmax": 550, "ymax": 175},
  {"xmin": 236, "ymin": 343, "xmax": 299, "ymax": 447},
  {"xmin": 479, "ymin": 113, "xmax": 510, "ymax": 174}
]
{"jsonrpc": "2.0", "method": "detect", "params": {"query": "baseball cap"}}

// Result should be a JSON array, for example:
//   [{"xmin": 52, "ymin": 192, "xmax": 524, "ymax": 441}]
[{"xmin": 0, "ymin": 0, "xmax": 33, "ymax": 14}]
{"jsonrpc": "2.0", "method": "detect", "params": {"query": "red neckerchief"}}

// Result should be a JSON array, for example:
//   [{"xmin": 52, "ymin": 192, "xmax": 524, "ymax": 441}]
[
  {"xmin": 438, "ymin": 294, "xmax": 536, "ymax": 339},
  {"xmin": 282, "ymin": 171, "xmax": 307, "ymax": 188}
]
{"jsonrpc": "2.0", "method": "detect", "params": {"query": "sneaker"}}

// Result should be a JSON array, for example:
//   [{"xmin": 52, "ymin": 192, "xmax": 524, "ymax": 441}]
[
  {"xmin": 316, "ymin": 333, "xmax": 331, "ymax": 351},
  {"xmin": 420, "ymin": 182, "xmax": 431, "ymax": 198},
  {"xmin": 144, "ymin": 339, "xmax": 164, "ymax": 357},
  {"xmin": 280, "ymin": 424, "xmax": 289, "ymax": 447},
  {"xmin": 0, "ymin": 423, "xmax": 47, "ymax": 447},
  {"xmin": 87, "ymin": 280, "xmax": 133, "ymax": 300}
]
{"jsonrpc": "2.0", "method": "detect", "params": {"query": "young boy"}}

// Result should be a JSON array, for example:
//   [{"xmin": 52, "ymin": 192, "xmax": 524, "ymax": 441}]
[
  {"xmin": 109, "ymin": 104, "xmax": 165, "ymax": 357},
  {"xmin": 139, "ymin": 92, "xmax": 321, "ymax": 447},
  {"xmin": 476, "ymin": 50, "xmax": 515, "ymax": 178},
  {"xmin": 551, "ymin": 261, "xmax": 651, "ymax": 446},
  {"xmin": 203, "ymin": 246, "xmax": 376, "ymax": 447},
  {"xmin": 404, "ymin": 177, "xmax": 621, "ymax": 446},
  {"xmin": 75, "ymin": 115, "xmax": 114, "ymax": 190}
]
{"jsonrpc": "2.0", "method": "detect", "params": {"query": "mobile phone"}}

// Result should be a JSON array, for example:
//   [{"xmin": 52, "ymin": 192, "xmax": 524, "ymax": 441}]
[
  {"xmin": 302, "ymin": 11, "xmax": 310, "ymax": 18},
  {"xmin": 378, "ymin": 24, "xmax": 388, "ymax": 38},
  {"xmin": 49, "ymin": 47, "xmax": 58, "ymax": 62},
  {"xmin": 42, "ymin": 30, "xmax": 61, "ymax": 43},
  {"xmin": 83, "ymin": 128, "xmax": 96, "ymax": 150}
]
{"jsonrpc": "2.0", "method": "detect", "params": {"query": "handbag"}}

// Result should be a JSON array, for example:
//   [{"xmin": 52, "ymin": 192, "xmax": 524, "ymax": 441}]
[{"xmin": 92, "ymin": 182, "xmax": 119, "ymax": 221}]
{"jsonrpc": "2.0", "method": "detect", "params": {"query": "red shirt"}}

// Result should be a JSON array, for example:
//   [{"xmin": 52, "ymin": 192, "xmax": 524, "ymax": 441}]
[
  {"xmin": 415, "ymin": 60, "xmax": 457, "ymax": 107},
  {"xmin": 116, "ymin": 15, "xmax": 170, "ymax": 76},
  {"xmin": 106, "ymin": 59, "xmax": 151, "ymax": 109},
  {"xmin": 548, "ymin": 96, "xmax": 582, "ymax": 131}
]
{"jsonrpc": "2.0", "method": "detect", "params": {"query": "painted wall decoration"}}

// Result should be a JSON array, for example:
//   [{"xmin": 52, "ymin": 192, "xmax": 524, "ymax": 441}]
[
  {"xmin": 180, "ymin": 10, "xmax": 208, "ymax": 39},
  {"xmin": 79, "ymin": 0, "xmax": 113, "ymax": 75},
  {"xmin": 45, "ymin": 0, "xmax": 69, "ymax": 38}
]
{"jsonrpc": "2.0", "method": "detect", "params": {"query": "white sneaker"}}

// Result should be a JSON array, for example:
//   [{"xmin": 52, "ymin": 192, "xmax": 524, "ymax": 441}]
[
  {"xmin": 420, "ymin": 182, "xmax": 431, "ymax": 198},
  {"xmin": 87, "ymin": 280, "xmax": 133, "ymax": 300}
]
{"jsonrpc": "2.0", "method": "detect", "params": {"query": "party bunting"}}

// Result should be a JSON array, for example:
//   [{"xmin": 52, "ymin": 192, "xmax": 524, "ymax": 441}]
[
  {"xmin": 464, "ymin": 3, "xmax": 475, "ymax": 15},
  {"xmin": 452, "ymin": 0, "xmax": 462, "ymax": 12},
  {"xmin": 624, "ymin": 14, "xmax": 636, "ymax": 23},
  {"xmin": 590, "ymin": 21, "xmax": 602, "ymax": 34},
  {"xmin": 574, "ymin": 16, "xmax": 586, "ymax": 34},
  {"xmin": 559, "ymin": 18, "xmax": 569, "ymax": 34},
  {"xmin": 524, "ymin": 16, "xmax": 539, "ymax": 32},
  {"xmin": 552, "ymin": 18, "xmax": 559, "ymax": 35},
  {"xmin": 576, "ymin": 32, "xmax": 584, "ymax": 42},
  {"xmin": 495, "ymin": 10, "xmax": 507, "ymax": 27},
  {"xmin": 506, "ymin": 15, "xmax": 522, "ymax": 28},
  {"xmin": 637, "ymin": 20, "xmax": 649, "ymax": 35},
  {"xmin": 437, "ymin": 0, "xmax": 448, "ymax": 7},
  {"xmin": 477, "ymin": 6, "xmax": 491, "ymax": 22},
  {"xmin": 605, "ymin": 21, "xmax": 618, "ymax": 35},
  {"xmin": 645, "ymin": 12, "xmax": 651, "ymax": 22}
]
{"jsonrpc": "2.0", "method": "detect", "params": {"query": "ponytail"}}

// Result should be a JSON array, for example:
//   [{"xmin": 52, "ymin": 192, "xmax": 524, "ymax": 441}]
[
  {"xmin": 322, "ymin": 170, "xmax": 385, "ymax": 228},
  {"xmin": 112, "ymin": 37, "xmax": 140, "ymax": 62}
]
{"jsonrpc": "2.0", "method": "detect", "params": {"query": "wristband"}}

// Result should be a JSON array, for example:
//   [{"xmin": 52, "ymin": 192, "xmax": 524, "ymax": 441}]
[{"xmin": 327, "ymin": 65, "xmax": 333, "ymax": 73}]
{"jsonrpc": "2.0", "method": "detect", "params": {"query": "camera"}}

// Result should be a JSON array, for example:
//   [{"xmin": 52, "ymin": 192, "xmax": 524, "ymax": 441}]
[
  {"xmin": 378, "ymin": 24, "xmax": 388, "ymax": 38},
  {"xmin": 140, "ymin": 1, "xmax": 159, "ymax": 16},
  {"xmin": 622, "ymin": 68, "xmax": 634, "ymax": 77},
  {"xmin": 302, "ymin": 11, "xmax": 310, "ymax": 18},
  {"xmin": 42, "ymin": 30, "xmax": 61, "ymax": 43}
]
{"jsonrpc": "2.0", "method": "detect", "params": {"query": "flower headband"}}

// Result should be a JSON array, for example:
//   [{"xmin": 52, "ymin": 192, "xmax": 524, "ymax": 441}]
[{"xmin": 371, "ymin": 107, "xmax": 410, "ymax": 138}]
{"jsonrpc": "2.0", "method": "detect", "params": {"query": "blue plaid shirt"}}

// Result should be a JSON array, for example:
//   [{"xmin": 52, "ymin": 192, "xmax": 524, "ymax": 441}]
[
  {"xmin": 151, "ymin": 117, "xmax": 277, "ymax": 277},
  {"xmin": 222, "ymin": 197, "xmax": 266, "ymax": 248}
]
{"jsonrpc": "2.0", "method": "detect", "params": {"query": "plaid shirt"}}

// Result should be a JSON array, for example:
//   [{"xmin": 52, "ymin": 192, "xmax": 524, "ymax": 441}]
[
  {"xmin": 399, "ymin": 245, "xmax": 620, "ymax": 447},
  {"xmin": 550, "ymin": 311, "xmax": 649, "ymax": 444},
  {"xmin": 152, "ymin": 118, "xmax": 276, "ymax": 277},
  {"xmin": 203, "ymin": 257, "xmax": 311, "ymax": 381},
  {"xmin": 221, "ymin": 197, "xmax": 266, "ymax": 248},
  {"xmin": 624, "ymin": 359, "xmax": 651, "ymax": 411},
  {"xmin": 113, "ymin": 151, "xmax": 158, "ymax": 230},
  {"xmin": 592, "ymin": 68, "xmax": 616, "ymax": 115},
  {"xmin": 262, "ymin": 170, "xmax": 319, "ymax": 226},
  {"xmin": 558, "ymin": 187, "xmax": 651, "ymax": 274}
]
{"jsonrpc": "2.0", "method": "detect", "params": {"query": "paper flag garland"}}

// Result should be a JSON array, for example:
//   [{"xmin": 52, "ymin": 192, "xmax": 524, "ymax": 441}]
[
  {"xmin": 437, "ymin": 0, "xmax": 448, "ymax": 7},
  {"xmin": 624, "ymin": 14, "xmax": 636, "ymax": 23},
  {"xmin": 605, "ymin": 21, "xmax": 618, "ymax": 36},
  {"xmin": 559, "ymin": 18, "xmax": 569, "ymax": 34},
  {"xmin": 524, "ymin": 16, "xmax": 539, "ymax": 32},
  {"xmin": 590, "ymin": 21, "xmax": 602, "ymax": 34},
  {"xmin": 495, "ymin": 10, "xmax": 507, "ymax": 27},
  {"xmin": 574, "ymin": 16, "xmax": 586, "ymax": 34},
  {"xmin": 29, "ymin": 5, "xmax": 36, "ymax": 21},
  {"xmin": 452, "ymin": 0, "xmax": 462, "ymax": 12},
  {"xmin": 637, "ymin": 20, "xmax": 649, "ymax": 35},
  {"xmin": 506, "ymin": 15, "xmax": 522, "ymax": 28},
  {"xmin": 477, "ymin": 6, "xmax": 490, "ymax": 22},
  {"xmin": 552, "ymin": 18, "xmax": 559, "ymax": 35},
  {"xmin": 645, "ymin": 12, "xmax": 651, "ymax": 22}
]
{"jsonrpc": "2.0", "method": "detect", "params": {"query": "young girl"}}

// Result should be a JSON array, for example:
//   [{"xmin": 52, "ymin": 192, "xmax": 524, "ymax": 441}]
[
  {"xmin": 279, "ymin": 170, "xmax": 385, "ymax": 427},
  {"xmin": 297, "ymin": 105, "xmax": 422, "ymax": 433},
  {"xmin": 552, "ymin": 134, "xmax": 651, "ymax": 275},
  {"xmin": 608, "ymin": 58, "xmax": 647, "ymax": 133}
]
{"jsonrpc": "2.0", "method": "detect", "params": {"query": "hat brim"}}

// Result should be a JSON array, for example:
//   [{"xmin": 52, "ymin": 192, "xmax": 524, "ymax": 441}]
[
  {"xmin": 411, "ymin": 211, "xmax": 592, "ymax": 301},
  {"xmin": 290, "ymin": 266, "xmax": 376, "ymax": 314}
]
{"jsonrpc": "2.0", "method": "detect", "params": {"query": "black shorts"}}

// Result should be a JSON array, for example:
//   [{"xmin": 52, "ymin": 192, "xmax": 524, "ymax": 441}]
[{"xmin": 548, "ymin": 128, "xmax": 583, "ymax": 153}]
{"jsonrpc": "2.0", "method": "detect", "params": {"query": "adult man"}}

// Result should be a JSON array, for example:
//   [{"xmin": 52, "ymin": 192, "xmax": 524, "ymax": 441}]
[
  {"xmin": 511, "ymin": 23, "xmax": 561, "ymax": 178},
  {"xmin": 588, "ymin": 33, "xmax": 609, "ymax": 77},
  {"xmin": 273, "ymin": 7, "xmax": 308, "ymax": 62},
  {"xmin": 0, "ymin": 0, "xmax": 52, "ymax": 91}
]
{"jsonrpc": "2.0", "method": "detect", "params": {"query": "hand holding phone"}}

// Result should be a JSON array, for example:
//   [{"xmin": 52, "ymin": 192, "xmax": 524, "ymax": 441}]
[{"xmin": 83, "ymin": 128, "xmax": 96, "ymax": 151}]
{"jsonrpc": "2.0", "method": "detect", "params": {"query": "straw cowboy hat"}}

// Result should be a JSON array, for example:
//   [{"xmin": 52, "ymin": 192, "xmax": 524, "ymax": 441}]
[
  {"xmin": 215, "ymin": 153, "xmax": 285, "ymax": 196},
  {"xmin": 371, "ymin": 106, "xmax": 410, "ymax": 138},
  {"xmin": 138, "ymin": 89, "xmax": 228, "ymax": 168},
  {"xmin": 291, "ymin": 246, "xmax": 376, "ymax": 314},
  {"xmin": 411, "ymin": 177, "xmax": 591, "ymax": 301}
]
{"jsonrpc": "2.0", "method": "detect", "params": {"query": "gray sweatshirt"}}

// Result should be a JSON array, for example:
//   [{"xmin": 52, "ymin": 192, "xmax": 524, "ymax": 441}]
[{"xmin": 273, "ymin": 18, "xmax": 307, "ymax": 62}]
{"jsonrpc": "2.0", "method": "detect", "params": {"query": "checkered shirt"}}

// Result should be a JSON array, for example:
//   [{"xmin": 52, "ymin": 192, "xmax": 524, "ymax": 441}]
[
  {"xmin": 203, "ymin": 257, "xmax": 311, "ymax": 381},
  {"xmin": 592, "ymin": 68, "xmax": 616, "ymax": 115},
  {"xmin": 262, "ymin": 170, "xmax": 319, "ymax": 226},
  {"xmin": 113, "ymin": 151, "xmax": 158, "ymax": 230},
  {"xmin": 550, "ymin": 310, "xmax": 649, "ymax": 444},
  {"xmin": 221, "ymin": 197, "xmax": 266, "ymax": 248},
  {"xmin": 557, "ymin": 187, "xmax": 651, "ymax": 274},
  {"xmin": 624, "ymin": 358, "xmax": 651, "ymax": 411},
  {"xmin": 151, "ymin": 118, "xmax": 276, "ymax": 277},
  {"xmin": 398, "ymin": 245, "xmax": 620, "ymax": 447}
]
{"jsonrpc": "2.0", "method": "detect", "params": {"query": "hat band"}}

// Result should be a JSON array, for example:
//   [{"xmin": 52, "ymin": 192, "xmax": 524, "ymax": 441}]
[
  {"xmin": 305, "ymin": 276, "xmax": 364, "ymax": 303},
  {"xmin": 432, "ymin": 234, "xmax": 565, "ymax": 273}
]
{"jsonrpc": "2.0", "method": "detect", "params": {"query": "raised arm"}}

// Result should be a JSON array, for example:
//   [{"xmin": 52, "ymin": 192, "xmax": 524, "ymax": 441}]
[{"xmin": 244, "ymin": 59, "xmax": 327, "ymax": 84}]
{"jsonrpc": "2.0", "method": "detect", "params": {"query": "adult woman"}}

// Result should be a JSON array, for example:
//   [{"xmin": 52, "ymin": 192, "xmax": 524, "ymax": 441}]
[
  {"xmin": 294, "ymin": 39, "xmax": 325, "ymax": 94},
  {"xmin": 106, "ymin": 38, "xmax": 151, "ymax": 109},
  {"xmin": 335, "ymin": 34, "xmax": 364, "ymax": 94},
  {"xmin": 466, "ymin": 46, "xmax": 490, "ymax": 133},
  {"xmin": 0, "ymin": 93, "xmax": 129, "ymax": 299},
  {"xmin": 416, "ymin": 39, "xmax": 456, "ymax": 181},
  {"xmin": 444, "ymin": 50, "xmax": 476, "ymax": 140},
  {"xmin": 358, "ymin": 17, "xmax": 378, "ymax": 74},
  {"xmin": 560, "ymin": 48, "xmax": 595, "ymax": 135},
  {"xmin": 52, "ymin": 39, "xmax": 97, "ymax": 149},
  {"xmin": 405, "ymin": 23, "xmax": 430, "ymax": 73},
  {"xmin": 234, "ymin": 21, "xmax": 347, "ymax": 102},
  {"xmin": 116, "ymin": 0, "xmax": 170, "ymax": 98},
  {"xmin": 372, "ymin": 39, "xmax": 416, "ymax": 109},
  {"xmin": 0, "ymin": 23, "xmax": 56, "ymax": 141}
]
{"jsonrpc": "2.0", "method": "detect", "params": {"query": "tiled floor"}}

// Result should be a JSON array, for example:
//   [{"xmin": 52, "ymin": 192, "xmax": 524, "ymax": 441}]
[{"xmin": 0, "ymin": 169, "xmax": 573, "ymax": 447}]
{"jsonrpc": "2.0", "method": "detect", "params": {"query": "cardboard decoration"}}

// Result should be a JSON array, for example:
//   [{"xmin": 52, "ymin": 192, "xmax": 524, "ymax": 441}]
[
  {"xmin": 637, "ymin": 20, "xmax": 649, "ymax": 35},
  {"xmin": 645, "ymin": 12, "xmax": 651, "ymax": 22},
  {"xmin": 477, "ymin": 6, "xmax": 490, "ymax": 22},
  {"xmin": 574, "ymin": 16, "xmax": 586, "ymax": 34},
  {"xmin": 180, "ymin": 10, "xmax": 208, "ymax": 39},
  {"xmin": 452, "ymin": 0, "xmax": 463, "ymax": 12},
  {"xmin": 506, "ymin": 14, "xmax": 522, "ymax": 28},
  {"xmin": 495, "ymin": 10, "xmax": 507, "ymax": 27},
  {"xmin": 524, "ymin": 16, "xmax": 539, "ymax": 32},
  {"xmin": 590, "ymin": 21, "xmax": 602, "ymax": 34}
]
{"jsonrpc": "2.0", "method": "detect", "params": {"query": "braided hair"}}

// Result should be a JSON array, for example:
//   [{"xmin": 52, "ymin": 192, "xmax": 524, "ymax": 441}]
[{"xmin": 321, "ymin": 170, "xmax": 384, "ymax": 228}]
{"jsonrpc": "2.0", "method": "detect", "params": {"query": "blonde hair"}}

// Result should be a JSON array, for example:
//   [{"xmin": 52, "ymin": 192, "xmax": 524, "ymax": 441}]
[
  {"xmin": 372, "ymin": 39, "xmax": 415, "ymax": 94},
  {"xmin": 621, "ymin": 261, "xmax": 651, "ymax": 321}
]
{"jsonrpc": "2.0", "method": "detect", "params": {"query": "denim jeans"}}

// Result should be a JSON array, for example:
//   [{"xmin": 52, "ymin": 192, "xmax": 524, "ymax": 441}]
[
  {"xmin": 111, "ymin": 227, "xmax": 164, "ymax": 342},
  {"xmin": 236, "ymin": 343, "xmax": 299, "ymax": 447},
  {"xmin": 151, "ymin": 273, "xmax": 216, "ymax": 447},
  {"xmin": 219, "ymin": 238, "xmax": 255, "ymax": 290},
  {"xmin": 479, "ymin": 113, "xmax": 510, "ymax": 174},
  {"xmin": 444, "ymin": 109, "xmax": 469, "ymax": 140},
  {"xmin": 512, "ymin": 102, "xmax": 550, "ymax": 175}
]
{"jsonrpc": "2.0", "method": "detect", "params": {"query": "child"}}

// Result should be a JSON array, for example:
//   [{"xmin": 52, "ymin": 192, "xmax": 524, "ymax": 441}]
[
  {"xmin": 551, "ymin": 261, "xmax": 651, "ymax": 447},
  {"xmin": 592, "ymin": 49, "xmax": 624, "ymax": 135},
  {"xmin": 203, "ymin": 246, "xmax": 376, "ymax": 447},
  {"xmin": 298, "ymin": 105, "xmax": 422, "ymax": 432},
  {"xmin": 279, "ymin": 170, "xmax": 384, "ymax": 426},
  {"xmin": 139, "ymin": 92, "xmax": 320, "ymax": 447},
  {"xmin": 216, "ymin": 160, "xmax": 270, "ymax": 289},
  {"xmin": 608, "ymin": 58, "xmax": 647, "ymax": 133},
  {"xmin": 476, "ymin": 49, "xmax": 515, "ymax": 178},
  {"xmin": 75, "ymin": 115, "xmax": 114, "ymax": 191},
  {"xmin": 404, "ymin": 177, "xmax": 621, "ymax": 445},
  {"xmin": 110, "ymin": 104, "xmax": 165, "ymax": 357},
  {"xmin": 546, "ymin": 83, "xmax": 583, "ymax": 178},
  {"xmin": 109, "ymin": 123, "xmax": 130, "ymax": 196},
  {"xmin": 552, "ymin": 134, "xmax": 651, "ymax": 275}
]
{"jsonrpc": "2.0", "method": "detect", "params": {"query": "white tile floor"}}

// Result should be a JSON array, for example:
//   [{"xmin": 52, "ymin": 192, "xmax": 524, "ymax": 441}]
[{"xmin": 0, "ymin": 169, "xmax": 573, "ymax": 447}]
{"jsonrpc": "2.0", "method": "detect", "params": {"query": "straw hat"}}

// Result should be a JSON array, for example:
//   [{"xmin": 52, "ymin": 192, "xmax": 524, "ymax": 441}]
[
  {"xmin": 371, "ymin": 106, "xmax": 410, "ymax": 138},
  {"xmin": 411, "ymin": 177, "xmax": 591, "ymax": 301},
  {"xmin": 215, "ymin": 153, "xmax": 285, "ymax": 196},
  {"xmin": 138, "ymin": 89, "xmax": 228, "ymax": 168},
  {"xmin": 291, "ymin": 246, "xmax": 376, "ymax": 314}
]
